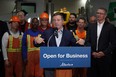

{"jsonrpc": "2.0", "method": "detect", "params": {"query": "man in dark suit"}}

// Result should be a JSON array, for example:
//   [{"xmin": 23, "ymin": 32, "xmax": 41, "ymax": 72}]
[
  {"xmin": 85, "ymin": 8, "xmax": 116, "ymax": 77},
  {"xmin": 35, "ymin": 13, "xmax": 84, "ymax": 77},
  {"xmin": 0, "ymin": 20, "xmax": 8, "ymax": 77}
]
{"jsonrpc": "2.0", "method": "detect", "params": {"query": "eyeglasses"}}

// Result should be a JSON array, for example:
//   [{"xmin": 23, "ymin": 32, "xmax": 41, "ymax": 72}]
[{"xmin": 96, "ymin": 12, "xmax": 105, "ymax": 15}]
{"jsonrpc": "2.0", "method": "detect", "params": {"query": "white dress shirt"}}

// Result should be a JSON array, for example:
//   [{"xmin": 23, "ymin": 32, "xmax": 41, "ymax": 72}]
[
  {"xmin": 55, "ymin": 28, "xmax": 63, "ymax": 47},
  {"xmin": 96, "ymin": 21, "xmax": 105, "ymax": 50}
]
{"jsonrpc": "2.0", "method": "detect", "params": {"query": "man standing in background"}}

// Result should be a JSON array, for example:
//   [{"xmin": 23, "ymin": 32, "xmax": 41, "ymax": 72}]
[
  {"xmin": 73, "ymin": 17, "xmax": 87, "ymax": 77},
  {"xmin": 2, "ymin": 16, "xmax": 23, "ymax": 77},
  {"xmin": 22, "ymin": 18, "xmax": 43, "ymax": 77},
  {"xmin": 38, "ymin": 12, "xmax": 50, "ymax": 33},
  {"xmin": 85, "ymin": 7, "xmax": 116, "ymax": 77},
  {"xmin": 17, "ymin": 10, "xmax": 31, "ymax": 32},
  {"xmin": 65, "ymin": 13, "xmax": 77, "ymax": 32}
]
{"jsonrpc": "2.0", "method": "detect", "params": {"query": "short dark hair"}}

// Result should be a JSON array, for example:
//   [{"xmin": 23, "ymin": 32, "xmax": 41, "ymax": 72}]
[
  {"xmin": 70, "ymin": 13, "xmax": 77, "ymax": 18},
  {"xmin": 77, "ymin": 17, "xmax": 86, "ymax": 23},
  {"xmin": 98, "ymin": 7, "xmax": 107, "ymax": 14},
  {"xmin": 52, "ymin": 13, "xmax": 64, "ymax": 20},
  {"xmin": 31, "ymin": 18, "xmax": 39, "ymax": 23},
  {"xmin": 17, "ymin": 10, "xmax": 28, "ymax": 16}
]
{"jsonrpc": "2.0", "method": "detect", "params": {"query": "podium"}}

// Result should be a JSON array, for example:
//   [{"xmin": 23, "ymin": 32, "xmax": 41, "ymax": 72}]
[{"xmin": 40, "ymin": 47, "xmax": 91, "ymax": 77}]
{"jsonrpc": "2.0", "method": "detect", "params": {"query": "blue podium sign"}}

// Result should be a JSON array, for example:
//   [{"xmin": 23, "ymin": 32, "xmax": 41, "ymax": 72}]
[{"xmin": 40, "ymin": 47, "xmax": 91, "ymax": 68}]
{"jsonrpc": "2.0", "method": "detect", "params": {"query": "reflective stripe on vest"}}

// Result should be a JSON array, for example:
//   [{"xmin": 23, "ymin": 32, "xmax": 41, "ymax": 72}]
[
  {"xmin": 27, "ymin": 34, "xmax": 40, "ymax": 52},
  {"xmin": 28, "ymin": 24, "xmax": 31, "ymax": 29},
  {"xmin": 7, "ymin": 35, "xmax": 22, "ymax": 52}
]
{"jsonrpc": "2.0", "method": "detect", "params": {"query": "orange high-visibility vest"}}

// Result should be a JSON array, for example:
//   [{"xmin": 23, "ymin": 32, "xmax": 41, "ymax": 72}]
[
  {"xmin": 75, "ymin": 30, "xmax": 86, "ymax": 39},
  {"xmin": 7, "ymin": 34, "xmax": 22, "ymax": 52}
]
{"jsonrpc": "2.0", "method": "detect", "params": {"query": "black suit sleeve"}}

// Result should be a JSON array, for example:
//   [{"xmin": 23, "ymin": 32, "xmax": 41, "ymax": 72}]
[
  {"xmin": 104, "ymin": 25, "xmax": 116, "ymax": 55},
  {"xmin": 69, "ymin": 32, "xmax": 78, "ymax": 46},
  {"xmin": 85, "ymin": 24, "xmax": 91, "ymax": 46}
]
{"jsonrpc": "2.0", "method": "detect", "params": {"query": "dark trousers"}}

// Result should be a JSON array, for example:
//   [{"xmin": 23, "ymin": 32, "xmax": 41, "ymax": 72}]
[
  {"xmin": 44, "ymin": 68, "xmax": 55, "ymax": 77},
  {"xmin": 0, "ymin": 52, "xmax": 5, "ymax": 77},
  {"xmin": 87, "ymin": 56, "xmax": 111, "ymax": 77},
  {"xmin": 111, "ymin": 51, "xmax": 116, "ymax": 77}
]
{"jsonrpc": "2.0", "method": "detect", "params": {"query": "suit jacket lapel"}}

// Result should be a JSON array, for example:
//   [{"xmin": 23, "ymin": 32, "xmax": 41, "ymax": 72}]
[
  {"xmin": 98, "ymin": 21, "xmax": 106, "ymax": 43},
  {"xmin": 94, "ymin": 23, "xmax": 97, "ymax": 48},
  {"xmin": 50, "ymin": 29, "xmax": 57, "ymax": 46},
  {"xmin": 52, "ymin": 35, "xmax": 57, "ymax": 46}
]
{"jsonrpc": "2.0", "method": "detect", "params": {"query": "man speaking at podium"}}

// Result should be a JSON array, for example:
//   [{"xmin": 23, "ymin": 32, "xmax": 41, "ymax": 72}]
[{"xmin": 34, "ymin": 13, "xmax": 84, "ymax": 77}]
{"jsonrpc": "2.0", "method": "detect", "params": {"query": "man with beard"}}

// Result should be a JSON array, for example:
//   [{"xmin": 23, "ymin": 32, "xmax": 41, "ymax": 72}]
[{"xmin": 65, "ymin": 13, "xmax": 77, "ymax": 32}]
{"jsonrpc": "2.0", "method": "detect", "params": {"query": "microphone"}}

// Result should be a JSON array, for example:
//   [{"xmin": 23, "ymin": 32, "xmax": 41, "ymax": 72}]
[
  {"xmin": 53, "ymin": 28, "xmax": 58, "ymax": 38},
  {"xmin": 47, "ymin": 28, "xmax": 58, "ymax": 47}
]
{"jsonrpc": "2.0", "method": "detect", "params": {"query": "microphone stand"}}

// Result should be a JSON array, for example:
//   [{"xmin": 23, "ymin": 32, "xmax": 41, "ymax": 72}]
[
  {"xmin": 47, "ymin": 34, "xmax": 54, "ymax": 47},
  {"xmin": 47, "ymin": 29, "xmax": 58, "ymax": 47}
]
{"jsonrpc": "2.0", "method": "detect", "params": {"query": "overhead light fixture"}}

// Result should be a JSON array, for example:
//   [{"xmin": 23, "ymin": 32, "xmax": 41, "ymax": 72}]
[{"xmin": 81, "ymin": 0, "xmax": 87, "ymax": 7}]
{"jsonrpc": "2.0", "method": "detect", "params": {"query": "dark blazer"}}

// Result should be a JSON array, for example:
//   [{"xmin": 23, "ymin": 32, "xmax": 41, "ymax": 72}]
[
  {"xmin": 41, "ymin": 28, "xmax": 77, "ymax": 47},
  {"xmin": 85, "ymin": 21, "xmax": 116, "ymax": 55}
]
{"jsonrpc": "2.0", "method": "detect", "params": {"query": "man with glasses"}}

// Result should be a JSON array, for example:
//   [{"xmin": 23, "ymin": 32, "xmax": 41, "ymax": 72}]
[{"xmin": 85, "ymin": 7, "xmax": 116, "ymax": 77}]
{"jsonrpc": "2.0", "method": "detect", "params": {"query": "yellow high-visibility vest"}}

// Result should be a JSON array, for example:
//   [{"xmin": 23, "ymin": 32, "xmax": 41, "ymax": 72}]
[
  {"xmin": 7, "ymin": 35, "xmax": 22, "ymax": 52},
  {"xmin": 27, "ymin": 34, "xmax": 40, "ymax": 52}
]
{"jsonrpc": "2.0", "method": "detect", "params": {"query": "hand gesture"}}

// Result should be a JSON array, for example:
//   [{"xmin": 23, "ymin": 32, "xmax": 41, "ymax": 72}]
[
  {"xmin": 76, "ymin": 38, "xmax": 85, "ymax": 45},
  {"xmin": 35, "ymin": 36, "xmax": 44, "ymax": 44}
]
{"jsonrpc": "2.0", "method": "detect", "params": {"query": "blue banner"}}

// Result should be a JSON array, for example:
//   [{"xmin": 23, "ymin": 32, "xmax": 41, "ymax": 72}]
[{"xmin": 40, "ymin": 47, "xmax": 91, "ymax": 68}]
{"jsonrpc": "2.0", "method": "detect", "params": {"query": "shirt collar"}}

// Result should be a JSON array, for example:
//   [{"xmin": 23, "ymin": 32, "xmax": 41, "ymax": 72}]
[
  {"xmin": 58, "ymin": 27, "xmax": 63, "ymax": 34},
  {"xmin": 97, "ymin": 21, "xmax": 105, "ymax": 26}
]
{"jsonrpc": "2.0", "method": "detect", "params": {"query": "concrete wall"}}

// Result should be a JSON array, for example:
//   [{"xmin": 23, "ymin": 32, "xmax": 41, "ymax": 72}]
[
  {"xmin": 0, "ymin": 0, "xmax": 45, "ymax": 21},
  {"xmin": 0, "ymin": 0, "xmax": 116, "ymax": 22},
  {"xmin": 0, "ymin": 0, "xmax": 15, "ymax": 21},
  {"xmin": 88, "ymin": 0, "xmax": 110, "ymax": 16},
  {"xmin": 0, "ymin": 0, "xmax": 87, "ymax": 21},
  {"xmin": 89, "ymin": 0, "xmax": 116, "ymax": 26},
  {"xmin": 50, "ymin": 0, "xmax": 87, "ymax": 13}
]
